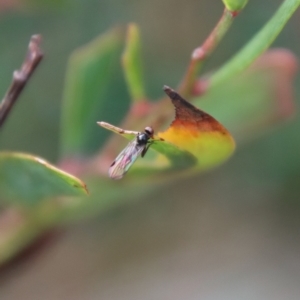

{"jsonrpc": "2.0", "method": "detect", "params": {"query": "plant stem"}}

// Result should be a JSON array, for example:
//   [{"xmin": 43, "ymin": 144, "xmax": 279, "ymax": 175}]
[
  {"xmin": 209, "ymin": 0, "xmax": 300, "ymax": 88},
  {"xmin": 0, "ymin": 35, "xmax": 43, "ymax": 127},
  {"xmin": 179, "ymin": 8, "xmax": 237, "ymax": 98}
]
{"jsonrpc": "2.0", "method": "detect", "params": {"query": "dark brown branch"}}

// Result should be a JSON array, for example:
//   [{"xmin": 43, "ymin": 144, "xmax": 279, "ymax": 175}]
[{"xmin": 0, "ymin": 34, "xmax": 43, "ymax": 127}]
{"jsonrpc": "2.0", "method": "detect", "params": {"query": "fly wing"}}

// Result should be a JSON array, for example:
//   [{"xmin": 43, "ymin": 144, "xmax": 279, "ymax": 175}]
[{"xmin": 109, "ymin": 140, "xmax": 145, "ymax": 179}]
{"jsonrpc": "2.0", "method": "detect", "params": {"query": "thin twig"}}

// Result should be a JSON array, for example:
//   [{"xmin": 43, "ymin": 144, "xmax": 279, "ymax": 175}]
[
  {"xmin": 0, "ymin": 34, "xmax": 43, "ymax": 127},
  {"xmin": 178, "ymin": 8, "xmax": 237, "ymax": 98}
]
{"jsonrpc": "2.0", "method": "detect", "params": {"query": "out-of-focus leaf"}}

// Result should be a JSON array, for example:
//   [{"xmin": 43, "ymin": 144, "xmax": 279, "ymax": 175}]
[
  {"xmin": 0, "ymin": 152, "xmax": 88, "ymax": 205},
  {"xmin": 122, "ymin": 23, "xmax": 146, "ymax": 102},
  {"xmin": 195, "ymin": 49, "xmax": 298, "ymax": 142},
  {"xmin": 61, "ymin": 28, "xmax": 127, "ymax": 157}
]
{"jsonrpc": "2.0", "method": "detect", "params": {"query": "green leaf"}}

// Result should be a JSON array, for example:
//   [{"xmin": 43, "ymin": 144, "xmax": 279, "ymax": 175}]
[
  {"xmin": 210, "ymin": 0, "xmax": 300, "ymax": 87},
  {"xmin": 0, "ymin": 152, "xmax": 88, "ymax": 205},
  {"xmin": 150, "ymin": 140, "xmax": 197, "ymax": 169},
  {"xmin": 122, "ymin": 23, "xmax": 146, "ymax": 102},
  {"xmin": 60, "ymin": 28, "xmax": 128, "ymax": 157}
]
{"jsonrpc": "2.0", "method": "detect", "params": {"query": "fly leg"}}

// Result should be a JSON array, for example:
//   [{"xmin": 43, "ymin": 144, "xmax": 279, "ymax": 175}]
[{"xmin": 141, "ymin": 141, "xmax": 153, "ymax": 157}]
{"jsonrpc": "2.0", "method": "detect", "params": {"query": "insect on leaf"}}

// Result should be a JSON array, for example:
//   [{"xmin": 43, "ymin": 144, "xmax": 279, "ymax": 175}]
[{"xmin": 99, "ymin": 86, "xmax": 235, "ymax": 178}]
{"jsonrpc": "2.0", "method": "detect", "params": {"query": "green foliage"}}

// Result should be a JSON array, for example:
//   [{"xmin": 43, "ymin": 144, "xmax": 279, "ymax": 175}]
[
  {"xmin": 0, "ymin": 0, "xmax": 299, "ymax": 265},
  {"xmin": 211, "ymin": 0, "xmax": 300, "ymax": 87},
  {"xmin": 60, "ymin": 28, "xmax": 127, "ymax": 157},
  {"xmin": 0, "ymin": 152, "xmax": 87, "ymax": 205}
]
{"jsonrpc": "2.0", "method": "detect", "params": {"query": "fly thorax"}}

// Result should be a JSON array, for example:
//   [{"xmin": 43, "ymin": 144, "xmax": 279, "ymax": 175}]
[{"xmin": 137, "ymin": 133, "xmax": 149, "ymax": 145}]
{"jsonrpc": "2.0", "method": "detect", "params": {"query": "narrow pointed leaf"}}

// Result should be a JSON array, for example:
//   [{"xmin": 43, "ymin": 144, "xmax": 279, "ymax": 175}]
[{"xmin": 0, "ymin": 152, "xmax": 88, "ymax": 205}]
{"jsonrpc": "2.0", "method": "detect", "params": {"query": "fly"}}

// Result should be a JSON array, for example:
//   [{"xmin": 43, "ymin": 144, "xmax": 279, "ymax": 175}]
[{"xmin": 108, "ymin": 126, "xmax": 154, "ymax": 179}]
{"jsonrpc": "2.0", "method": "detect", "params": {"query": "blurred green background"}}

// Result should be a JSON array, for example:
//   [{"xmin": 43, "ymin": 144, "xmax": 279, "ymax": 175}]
[{"xmin": 0, "ymin": 0, "xmax": 300, "ymax": 299}]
